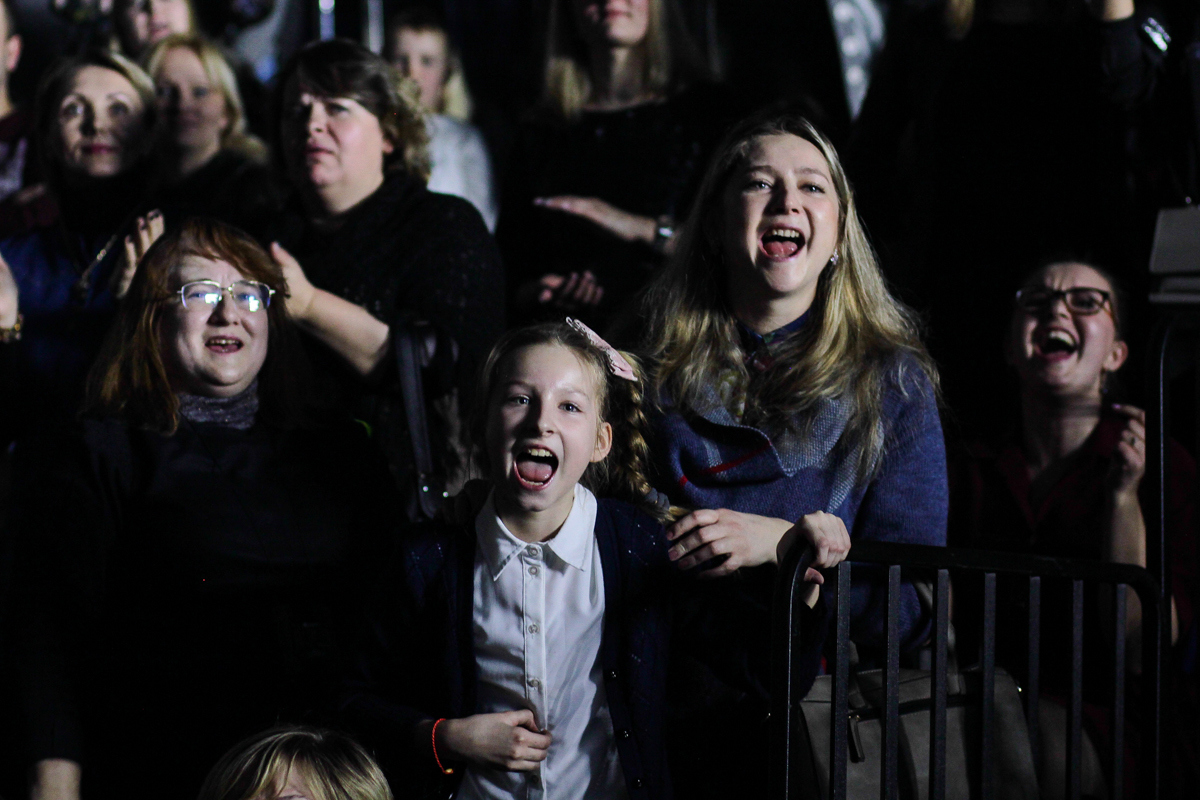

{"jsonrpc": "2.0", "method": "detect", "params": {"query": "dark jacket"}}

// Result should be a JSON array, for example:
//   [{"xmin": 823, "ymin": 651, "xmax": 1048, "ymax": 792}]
[
  {"xmin": 339, "ymin": 498, "xmax": 827, "ymax": 800},
  {"xmin": 273, "ymin": 172, "xmax": 505, "ymax": 495},
  {"xmin": 4, "ymin": 415, "xmax": 399, "ymax": 798},
  {"xmin": 153, "ymin": 148, "xmax": 282, "ymax": 240}
]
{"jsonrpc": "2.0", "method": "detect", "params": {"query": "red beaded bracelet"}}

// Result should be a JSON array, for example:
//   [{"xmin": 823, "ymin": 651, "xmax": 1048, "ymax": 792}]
[{"xmin": 431, "ymin": 718, "xmax": 454, "ymax": 775}]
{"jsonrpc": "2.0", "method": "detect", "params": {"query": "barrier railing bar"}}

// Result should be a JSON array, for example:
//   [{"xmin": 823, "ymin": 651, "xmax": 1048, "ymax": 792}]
[
  {"xmin": 882, "ymin": 565, "xmax": 901, "ymax": 800},
  {"xmin": 930, "ymin": 569, "xmax": 949, "ymax": 800},
  {"xmin": 1026, "ymin": 575, "xmax": 1041, "ymax": 780},
  {"xmin": 831, "ymin": 562, "xmax": 852, "ymax": 800},
  {"xmin": 981, "ymin": 572, "xmax": 997, "ymax": 800},
  {"xmin": 1112, "ymin": 583, "xmax": 1127, "ymax": 800},
  {"xmin": 768, "ymin": 541, "xmax": 816, "ymax": 800},
  {"xmin": 1068, "ymin": 580, "xmax": 1084, "ymax": 800}
]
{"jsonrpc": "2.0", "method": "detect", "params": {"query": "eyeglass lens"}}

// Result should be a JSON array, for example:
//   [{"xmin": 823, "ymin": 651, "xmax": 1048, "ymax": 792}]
[
  {"xmin": 1017, "ymin": 288, "xmax": 1108, "ymax": 314},
  {"xmin": 181, "ymin": 281, "xmax": 271, "ymax": 313}
]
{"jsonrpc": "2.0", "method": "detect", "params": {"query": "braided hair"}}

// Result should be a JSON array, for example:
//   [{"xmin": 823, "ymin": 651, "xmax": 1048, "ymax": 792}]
[{"xmin": 473, "ymin": 321, "xmax": 671, "ymax": 522}]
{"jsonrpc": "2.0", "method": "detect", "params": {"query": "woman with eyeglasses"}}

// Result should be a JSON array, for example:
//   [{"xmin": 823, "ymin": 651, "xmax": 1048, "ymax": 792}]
[
  {"xmin": 5, "ymin": 218, "xmax": 399, "ymax": 800},
  {"xmin": 947, "ymin": 260, "xmax": 1197, "ymax": 795}
]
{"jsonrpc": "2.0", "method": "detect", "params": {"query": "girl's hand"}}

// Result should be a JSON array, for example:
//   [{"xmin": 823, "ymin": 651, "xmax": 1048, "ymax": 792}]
[
  {"xmin": 439, "ymin": 710, "xmax": 552, "ymax": 771},
  {"xmin": 666, "ymin": 509, "xmax": 793, "ymax": 578},
  {"xmin": 535, "ymin": 196, "xmax": 657, "ymax": 245},
  {"xmin": 1107, "ymin": 404, "xmax": 1146, "ymax": 502},
  {"xmin": 777, "ymin": 511, "xmax": 852, "ymax": 607},
  {"xmin": 112, "ymin": 210, "xmax": 164, "ymax": 299},
  {"xmin": 0, "ymin": 251, "xmax": 18, "ymax": 329},
  {"xmin": 273, "ymin": 242, "xmax": 317, "ymax": 322}
]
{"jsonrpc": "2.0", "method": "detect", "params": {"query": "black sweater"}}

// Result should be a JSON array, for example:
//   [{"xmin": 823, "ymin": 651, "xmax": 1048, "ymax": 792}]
[{"xmin": 4, "ymin": 416, "xmax": 399, "ymax": 798}]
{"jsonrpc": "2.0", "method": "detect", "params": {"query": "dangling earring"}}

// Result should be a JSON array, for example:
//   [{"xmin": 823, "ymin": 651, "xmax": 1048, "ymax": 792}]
[{"xmin": 829, "ymin": 249, "xmax": 840, "ymax": 267}]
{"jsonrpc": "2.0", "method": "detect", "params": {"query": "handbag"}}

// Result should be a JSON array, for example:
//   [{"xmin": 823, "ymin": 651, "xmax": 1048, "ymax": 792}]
[
  {"xmin": 793, "ymin": 592, "xmax": 1040, "ymax": 800},
  {"xmin": 394, "ymin": 316, "xmax": 445, "ymax": 522}
]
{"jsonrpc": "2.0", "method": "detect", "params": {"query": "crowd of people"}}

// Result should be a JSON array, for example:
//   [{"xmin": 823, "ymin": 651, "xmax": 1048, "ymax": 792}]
[{"xmin": 0, "ymin": 1, "xmax": 1195, "ymax": 799}]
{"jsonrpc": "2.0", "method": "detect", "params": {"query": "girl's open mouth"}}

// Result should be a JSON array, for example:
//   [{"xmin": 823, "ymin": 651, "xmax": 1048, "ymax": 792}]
[
  {"xmin": 206, "ymin": 337, "xmax": 243, "ymax": 354},
  {"xmin": 514, "ymin": 446, "xmax": 558, "ymax": 489}
]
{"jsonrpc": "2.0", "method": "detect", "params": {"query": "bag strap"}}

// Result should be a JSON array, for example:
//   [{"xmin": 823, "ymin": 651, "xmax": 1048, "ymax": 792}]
[{"xmin": 394, "ymin": 316, "xmax": 443, "ymax": 521}]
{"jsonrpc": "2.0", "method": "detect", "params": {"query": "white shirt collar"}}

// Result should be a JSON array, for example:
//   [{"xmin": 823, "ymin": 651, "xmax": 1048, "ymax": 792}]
[{"xmin": 474, "ymin": 484, "xmax": 598, "ymax": 580}]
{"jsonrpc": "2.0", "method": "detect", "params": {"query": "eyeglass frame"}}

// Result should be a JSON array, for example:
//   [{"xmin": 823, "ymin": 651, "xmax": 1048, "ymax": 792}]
[
  {"xmin": 1013, "ymin": 286, "xmax": 1114, "ymax": 318},
  {"xmin": 170, "ymin": 279, "xmax": 277, "ymax": 313}
]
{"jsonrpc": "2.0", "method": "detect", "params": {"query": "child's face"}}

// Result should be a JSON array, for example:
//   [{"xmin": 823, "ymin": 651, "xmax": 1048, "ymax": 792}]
[{"xmin": 486, "ymin": 343, "xmax": 612, "ymax": 524}]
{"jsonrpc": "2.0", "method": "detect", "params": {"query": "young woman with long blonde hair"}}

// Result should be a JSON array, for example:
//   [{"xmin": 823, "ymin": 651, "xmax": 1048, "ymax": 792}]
[{"xmin": 632, "ymin": 108, "xmax": 947, "ymax": 798}]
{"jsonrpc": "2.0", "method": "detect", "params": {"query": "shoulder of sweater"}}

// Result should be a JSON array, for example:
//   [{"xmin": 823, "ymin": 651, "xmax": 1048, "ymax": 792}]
[{"xmin": 596, "ymin": 498, "xmax": 668, "ymax": 549}]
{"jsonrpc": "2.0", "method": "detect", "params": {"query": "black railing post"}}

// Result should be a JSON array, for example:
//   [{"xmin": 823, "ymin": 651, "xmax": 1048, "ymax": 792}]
[
  {"xmin": 1026, "ymin": 575, "xmax": 1041, "ymax": 779},
  {"xmin": 882, "ymin": 566, "xmax": 901, "ymax": 800},
  {"xmin": 1112, "ymin": 584, "xmax": 1128, "ymax": 800},
  {"xmin": 831, "ymin": 563, "xmax": 852, "ymax": 800},
  {"xmin": 930, "ymin": 569, "xmax": 949, "ymax": 800},
  {"xmin": 981, "ymin": 573, "xmax": 997, "ymax": 800},
  {"xmin": 769, "ymin": 542, "xmax": 816, "ymax": 800}
]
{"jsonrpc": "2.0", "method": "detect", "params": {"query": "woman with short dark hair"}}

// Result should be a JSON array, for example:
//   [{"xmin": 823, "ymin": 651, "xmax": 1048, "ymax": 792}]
[
  {"xmin": 6, "ymin": 218, "xmax": 399, "ymax": 800},
  {"xmin": 270, "ymin": 38, "xmax": 504, "ymax": 503}
]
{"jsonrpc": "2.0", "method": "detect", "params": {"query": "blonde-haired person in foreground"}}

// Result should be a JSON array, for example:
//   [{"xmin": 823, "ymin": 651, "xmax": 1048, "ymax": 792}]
[
  {"xmin": 630, "ymin": 107, "xmax": 947, "ymax": 799},
  {"xmin": 198, "ymin": 726, "xmax": 392, "ymax": 800}
]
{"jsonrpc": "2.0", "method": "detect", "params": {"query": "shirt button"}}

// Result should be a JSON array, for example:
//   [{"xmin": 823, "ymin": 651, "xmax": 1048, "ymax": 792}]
[
  {"xmin": 528, "ymin": 565, "xmax": 540, "ymax": 576},
  {"xmin": 528, "ymin": 623, "xmax": 540, "ymax": 634},
  {"xmin": 528, "ymin": 677, "xmax": 541, "ymax": 688},
  {"xmin": 527, "ymin": 545, "xmax": 541, "ymax": 558},
  {"xmin": 606, "ymin": 669, "xmax": 618, "ymax": 680}
]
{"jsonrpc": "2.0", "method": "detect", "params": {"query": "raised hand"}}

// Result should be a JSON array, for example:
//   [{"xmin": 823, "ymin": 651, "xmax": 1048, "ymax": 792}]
[
  {"xmin": 0, "ymin": 250, "xmax": 18, "ymax": 329},
  {"xmin": 112, "ymin": 210, "xmax": 164, "ymax": 299},
  {"xmin": 535, "ymin": 195, "xmax": 656, "ymax": 245},
  {"xmin": 272, "ymin": 242, "xmax": 317, "ymax": 322},
  {"xmin": 1107, "ymin": 403, "xmax": 1146, "ymax": 501},
  {"xmin": 533, "ymin": 271, "xmax": 605, "ymax": 309},
  {"xmin": 777, "ymin": 511, "xmax": 852, "ymax": 606},
  {"xmin": 438, "ymin": 710, "xmax": 552, "ymax": 771}
]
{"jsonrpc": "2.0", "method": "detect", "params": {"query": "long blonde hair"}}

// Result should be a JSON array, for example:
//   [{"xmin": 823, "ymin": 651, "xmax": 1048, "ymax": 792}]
[
  {"xmin": 639, "ymin": 110, "xmax": 939, "ymax": 483},
  {"xmin": 542, "ymin": 0, "xmax": 705, "ymax": 119},
  {"xmin": 145, "ymin": 34, "xmax": 266, "ymax": 161}
]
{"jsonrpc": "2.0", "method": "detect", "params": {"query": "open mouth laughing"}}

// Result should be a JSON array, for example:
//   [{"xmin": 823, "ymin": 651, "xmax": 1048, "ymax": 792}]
[
  {"xmin": 513, "ymin": 445, "xmax": 559, "ymax": 490},
  {"xmin": 1032, "ymin": 328, "xmax": 1078, "ymax": 360},
  {"xmin": 759, "ymin": 227, "xmax": 805, "ymax": 260},
  {"xmin": 206, "ymin": 336, "xmax": 243, "ymax": 354}
]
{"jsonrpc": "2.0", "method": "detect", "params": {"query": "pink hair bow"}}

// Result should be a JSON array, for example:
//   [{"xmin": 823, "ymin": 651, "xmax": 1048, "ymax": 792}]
[{"xmin": 566, "ymin": 318, "xmax": 637, "ymax": 382}]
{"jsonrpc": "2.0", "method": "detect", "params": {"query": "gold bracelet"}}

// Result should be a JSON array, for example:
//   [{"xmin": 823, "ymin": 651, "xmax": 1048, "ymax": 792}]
[{"xmin": 0, "ymin": 313, "xmax": 23, "ymax": 343}]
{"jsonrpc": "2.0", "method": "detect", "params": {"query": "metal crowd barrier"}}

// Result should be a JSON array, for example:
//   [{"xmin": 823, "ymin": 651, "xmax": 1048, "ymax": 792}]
[{"xmin": 770, "ymin": 541, "xmax": 1165, "ymax": 800}]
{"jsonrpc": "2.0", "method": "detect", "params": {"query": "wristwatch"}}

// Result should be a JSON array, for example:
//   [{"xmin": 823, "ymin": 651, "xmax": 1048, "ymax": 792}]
[{"xmin": 0, "ymin": 313, "xmax": 22, "ymax": 343}]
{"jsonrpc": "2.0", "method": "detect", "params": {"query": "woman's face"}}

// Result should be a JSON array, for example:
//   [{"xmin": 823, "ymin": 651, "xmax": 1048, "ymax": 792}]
[
  {"xmin": 1008, "ymin": 263, "xmax": 1127, "ymax": 400},
  {"xmin": 120, "ymin": 0, "xmax": 191, "ymax": 56},
  {"xmin": 392, "ymin": 28, "xmax": 448, "ymax": 111},
  {"xmin": 159, "ymin": 255, "xmax": 270, "ymax": 398},
  {"xmin": 572, "ymin": 0, "xmax": 651, "ymax": 49},
  {"xmin": 721, "ymin": 133, "xmax": 840, "ymax": 313},
  {"xmin": 281, "ymin": 77, "xmax": 394, "ymax": 200},
  {"xmin": 155, "ymin": 47, "xmax": 229, "ymax": 154},
  {"xmin": 58, "ymin": 66, "xmax": 147, "ymax": 179}
]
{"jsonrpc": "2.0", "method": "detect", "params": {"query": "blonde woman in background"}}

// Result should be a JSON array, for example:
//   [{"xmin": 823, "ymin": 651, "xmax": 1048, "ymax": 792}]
[
  {"xmin": 146, "ymin": 34, "xmax": 279, "ymax": 238},
  {"xmin": 498, "ymin": 0, "xmax": 736, "ymax": 330},
  {"xmin": 389, "ymin": 7, "xmax": 496, "ymax": 231},
  {"xmin": 198, "ymin": 726, "xmax": 393, "ymax": 800}
]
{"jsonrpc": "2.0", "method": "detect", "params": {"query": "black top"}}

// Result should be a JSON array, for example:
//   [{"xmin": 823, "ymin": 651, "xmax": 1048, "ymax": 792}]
[
  {"xmin": 153, "ymin": 148, "xmax": 283, "ymax": 240},
  {"xmin": 497, "ymin": 84, "xmax": 737, "ymax": 329},
  {"xmin": 273, "ymin": 172, "xmax": 505, "ymax": 492},
  {"xmin": 5, "ymin": 415, "xmax": 399, "ymax": 798}
]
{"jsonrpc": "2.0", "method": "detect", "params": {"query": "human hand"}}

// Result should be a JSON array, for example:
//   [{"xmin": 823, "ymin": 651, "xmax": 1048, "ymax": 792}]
[
  {"xmin": 1107, "ymin": 404, "xmax": 1146, "ymax": 502},
  {"xmin": 112, "ymin": 210, "xmax": 164, "ymax": 300},
  {"xmin": 0, "ymin": 251, "xmax": 18, "ymax": 329},
  {"xmin": 273, "ymin": 242, "xmax": 316, "ymax": 321},
  {"xmin": 535, "ymin": 196, "xmax": 657, "ymax": 245},
  {"xmin": 666, "ymin": 508, "xmax": 793, "ymax": 578},
  {"xmin": 537, "ymin": 271, "xmax": 605, "ymax": 309},
  {"xmin": 438, "ymin": 710, "xmax": 552, "ymax": 771},
  {"xmin": 777, "ymin": 511, "xmax": 852, "ymax": 607}
]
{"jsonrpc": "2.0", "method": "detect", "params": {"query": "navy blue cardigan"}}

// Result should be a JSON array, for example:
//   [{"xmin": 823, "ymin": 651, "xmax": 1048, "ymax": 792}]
[{"xmin": 340, "ymin": 498, "xmax": 826, "ymax": 799}]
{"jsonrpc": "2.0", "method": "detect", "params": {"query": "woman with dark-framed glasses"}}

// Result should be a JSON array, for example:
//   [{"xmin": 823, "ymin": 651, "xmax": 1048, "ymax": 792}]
[
  {"xmin": 947, "ymin": 260, "xmax": 1198, "ymax": 795},
  {"xmin": 4, "ymin": 218, "xmax": 399, "ymax": 800}
]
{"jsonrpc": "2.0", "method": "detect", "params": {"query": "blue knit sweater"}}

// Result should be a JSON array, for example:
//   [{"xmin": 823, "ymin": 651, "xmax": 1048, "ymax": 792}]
[{"xmin": 653, "ymin": 349, "xmax": 948, "ymax": 648}]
